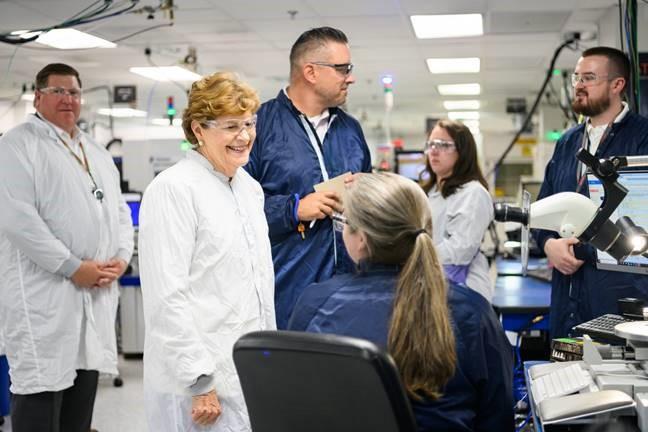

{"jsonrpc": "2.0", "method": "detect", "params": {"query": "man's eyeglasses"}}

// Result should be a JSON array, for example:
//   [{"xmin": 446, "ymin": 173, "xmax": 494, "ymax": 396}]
[
  {"xmin": 332, "ymin": 212, "xmax": 348, "ymax": 232},
  {"xmin": 203, "ymin": 115, "xmax": 257, "ymax": 136},
  {"xmin": 570, "ymin": 73, "xmax": 619, "ymax": 87},
  {"xmin": 425, "ymin": 139, "xmax": 455, "ymax": 153},
  {"xmin": 38, "ymin": 87, "xmax": 82, "ymax": 100},
  {"xmin": 310, "ymin": 62, "xmax": 354, "ymax": 76}
]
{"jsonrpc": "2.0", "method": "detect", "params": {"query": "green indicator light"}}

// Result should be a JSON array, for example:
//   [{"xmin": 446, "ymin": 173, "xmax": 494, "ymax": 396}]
[
  {"xmin": 180, "ymin": 140, "xmax": 191, "ymax": 151},
  {"xmin": 546, "ymin": 130, "xmax": 562, "ymax": 141},
  {"xmin": 167, "ymin": 108, "xmax": 177, "ymax": 116},
  {"xmin": 552, "ymin": 69, "xmax": 561, "ymax": 76}
]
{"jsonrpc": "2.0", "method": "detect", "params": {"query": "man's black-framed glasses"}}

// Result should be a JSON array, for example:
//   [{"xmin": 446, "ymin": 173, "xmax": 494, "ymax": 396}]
[
  {"xmin": 332, "ymin": 212, "xmax": 348, "ymax": 232},
  {"xmin": 311, "ymin": 62, "xmax": 354, "ymax": 76}
]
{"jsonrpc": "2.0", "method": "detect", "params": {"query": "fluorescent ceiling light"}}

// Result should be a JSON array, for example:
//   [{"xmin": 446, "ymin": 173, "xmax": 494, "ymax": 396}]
[
  {"xmin": 443, "ymin": 100, "xmax": 480, "ymax": 110},
  {"xmin": 427, "ymin": 58, "xmax": 480, "ymax": 74},
  {"xmin": 411, "ymin": 14, "xmax": 483, "ymax": 39},
  {"xmin": 448, "ymin": 111, "xmax": 480, "ymax": 120},
  {"xmin": 437, "ymin": 83, "xmax": 481, "ymax": 95},
  {"xmin": 97, "ymin": 108, "xmax": 147, "ymax": 118},
  {"xmin": 35, "ymin": 29, "xmax": 115, "ymax": 49},
  {"xmin": 152, "ymin": 118, "xmax": 182, "ymax": 126},
  {"xmin": 130, "ymin": 66, "xmax": 202, "ymax": 82}
]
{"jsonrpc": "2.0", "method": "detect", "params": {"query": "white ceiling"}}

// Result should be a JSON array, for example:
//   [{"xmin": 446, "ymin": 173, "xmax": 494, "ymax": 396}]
[{"xmin": 0, "ymin": 0, "xmax": 619, "ymax": 139}]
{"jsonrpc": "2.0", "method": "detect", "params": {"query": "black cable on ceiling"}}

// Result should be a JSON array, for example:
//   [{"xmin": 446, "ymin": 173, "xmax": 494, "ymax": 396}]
[{"xmin": 487, "ymin": 37, "xmax": 578, "ymax": 177}]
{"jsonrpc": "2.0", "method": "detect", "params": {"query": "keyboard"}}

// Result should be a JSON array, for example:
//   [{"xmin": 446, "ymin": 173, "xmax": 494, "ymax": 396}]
[
  {"xmin": 572, "ymin": 314, "xmax": 634, "ymax": 342},
  {"xmin": 531, "ymin": 363, "xmax": 593, "ymax": 404}
]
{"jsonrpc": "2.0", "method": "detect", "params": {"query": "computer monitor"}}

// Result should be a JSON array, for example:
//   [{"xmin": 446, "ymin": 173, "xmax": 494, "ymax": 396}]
[
  {"xmin": 394, "ymin": 150, "xmax": 426, "ymax": 181},
  {"xmin": 122, "ymin": 192, "xmax": 142, "ymax": 227},
  {"xmin": 587, "ymin": 171, "xmax": 648, "ymax": 275}
]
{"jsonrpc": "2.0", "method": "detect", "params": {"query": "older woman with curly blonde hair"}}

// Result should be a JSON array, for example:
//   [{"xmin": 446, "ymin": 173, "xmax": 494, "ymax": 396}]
[{"xmin": 139, "ymin": 72, "xmax": 275, "ymax": 432}]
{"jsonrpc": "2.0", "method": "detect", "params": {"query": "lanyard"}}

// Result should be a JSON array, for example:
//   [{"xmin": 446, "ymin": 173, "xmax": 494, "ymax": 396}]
[
  {"xmin": 299, "ymin": 114, "xmax": 331, "ymax": 182},
  {"xmin": 35, "ymin": 114, "xmax": 104, "ymax": 202},
  {"xmin": 575, "ymin": 121, "xmax": 613, "ymax": 193}
]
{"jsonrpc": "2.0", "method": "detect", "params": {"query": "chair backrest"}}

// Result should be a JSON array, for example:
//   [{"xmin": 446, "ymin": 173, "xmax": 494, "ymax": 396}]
[{"xmin": 233, "ymin": 330, "xmax": 417, "ymax": 432}]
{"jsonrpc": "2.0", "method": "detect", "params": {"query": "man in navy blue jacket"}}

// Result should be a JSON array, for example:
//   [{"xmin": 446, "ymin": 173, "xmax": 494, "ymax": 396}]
[
  {"xmin": 246, "ymin": 27, "xmax": 372, "ymax": 328},
  {"xmin": 534, "ymin": 46, "xmax": 648, "ymax": 338}
]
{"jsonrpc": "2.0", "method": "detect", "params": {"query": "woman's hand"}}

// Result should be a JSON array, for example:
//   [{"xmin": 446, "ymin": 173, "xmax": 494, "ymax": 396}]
[{"xmin": 191, "ymin": 389, "xmax": 222, "ymax": 426}]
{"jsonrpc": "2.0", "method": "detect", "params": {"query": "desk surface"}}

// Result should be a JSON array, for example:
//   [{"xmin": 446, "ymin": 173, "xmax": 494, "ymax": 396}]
[
  {"xmin": 492, "ymin": 275, "xmax": 551, "ymax": 314},
  {"xmin": 496, "ymin": 256, "xmax": 549, "ymax": 276}
]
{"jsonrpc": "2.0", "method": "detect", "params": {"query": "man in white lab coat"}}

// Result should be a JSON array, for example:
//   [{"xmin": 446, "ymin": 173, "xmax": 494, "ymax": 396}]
[{"xmin": 0, "ymin": 63, "xmax": 134, "ymax": 432}]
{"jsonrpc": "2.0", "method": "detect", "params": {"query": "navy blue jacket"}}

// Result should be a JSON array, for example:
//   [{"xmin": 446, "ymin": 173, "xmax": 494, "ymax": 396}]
[
  {"xmin": 288, "ymin": 263, "xmax": 514, "ymax": 432},
  {"xmin": 533, "ymin": 111, "xmax": 648, "ymax": 338},
  {"xmin": 245, "ymin": 90, "xmax": 371, "ymax": 329}
]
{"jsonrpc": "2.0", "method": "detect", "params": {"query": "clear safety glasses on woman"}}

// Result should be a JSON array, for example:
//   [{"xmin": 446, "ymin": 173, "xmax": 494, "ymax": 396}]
[
  {"xmin": 425, "ymin": 139, "xmax": 455, "ymax": 153},
  {"xmin": 203, "ymin": 115, "xmax": 257, "ymax": 137},
  {"xmin": 332, "ymin": 212, "xmax": 348, "ymax": 232}
]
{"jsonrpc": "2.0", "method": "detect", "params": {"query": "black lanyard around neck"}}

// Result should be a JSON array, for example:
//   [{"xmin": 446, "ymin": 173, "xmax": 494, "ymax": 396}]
[
  {"xmin": 35, "ymin": 114, "xmax": 104, "ymax": 202},
  {"xmin": 575, "ymin": 120, "xmax": 613, "ymax": 193}
]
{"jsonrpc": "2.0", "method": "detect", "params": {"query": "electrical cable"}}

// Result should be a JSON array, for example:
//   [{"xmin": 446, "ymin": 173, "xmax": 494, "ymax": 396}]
[
  {"xmin": 84, "ymin": 85, "xmax": 114, "ymax": 138},
  {"xmin": 111, "ymin": 22, "xmax": 173, "ymax": 43},
  {"xmin": 0, "ymin": 91, "xmax": 26, "ymax": 122},
  {"xmin": 0, "ymin": 0, "xmax": 140, "ymax": 45},
  {"xmin": 145, "ymin": 54, "xmax": 189, "ymax": 98},
  {"xmin": 2, "ymin": 46, "xmax": 19, "ymax": 85},
  {"xmin": 618, "ymin": 0, "xmax": 625, "ymax": 52},
  {"xmin": 487, "ymin": 38, "xmax": 578, "ymax": 177}
]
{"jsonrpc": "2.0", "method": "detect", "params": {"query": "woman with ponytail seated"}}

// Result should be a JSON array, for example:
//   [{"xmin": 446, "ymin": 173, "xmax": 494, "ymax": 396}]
[{"xmin": 287, "ymin": 173, "xmax": 514, "ymax": 432}]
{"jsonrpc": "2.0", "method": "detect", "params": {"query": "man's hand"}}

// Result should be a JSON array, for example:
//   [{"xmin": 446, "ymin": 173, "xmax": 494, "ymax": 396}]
[
  {"xmin": 71, "ymin": 260, "xmax": 120, "ymax": 288},
  {"xmin": 95, "ymin": 258, "xmax": 129, "ymax": 288},
  {"xmin": 343, "ymin": 172, "xmax": 362, "ymax": 187},
  {"xmin": 191, "ymin": 390, "xmax": 221, "ymax": 426},
  {"xmin": 544, "ymin": 237, "xmax": 585, "ymax": 275},
  {"xmin": 298, "ymin": 191, "xmax": 342, "ymax": 221}
]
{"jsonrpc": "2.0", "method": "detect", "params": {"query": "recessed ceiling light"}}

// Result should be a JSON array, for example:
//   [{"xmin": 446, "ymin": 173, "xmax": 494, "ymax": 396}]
[
  {"xmin": 443, "ymin": 100, "xmax": 480, "ymax": 110},
  {"xmin": 437, "ymin": 83, "xmax": 481, "ymax": 96},
  {"xmin": 410, "ymin": 14, "xmax": 483, "ymax": 39},
  {"xmin": 35, "ymin": 29, "xmax": 116, "ymax": 49},
  {"xmin": 130, "ymin": 66, "xmax": 202, "ymax": 82},
  {"xmin": 427, "ymin": 58, "xmax": 480, "ymax": 74},
  {"xmin": 448, "ymin": 111, "xmax": 480, "ymax": 120},
  {"xmin": 97, "ymin": 108, "xmax": 147, "ymax": 118}
]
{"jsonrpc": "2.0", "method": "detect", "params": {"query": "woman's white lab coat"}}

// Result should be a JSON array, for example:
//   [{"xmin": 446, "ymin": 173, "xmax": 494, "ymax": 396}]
[
  {"xmin": 429, "ymin": 180, "xmax": 494, "ymax": 301},
  {"xmin": 139, "ymin": 150, "xmax": 275, "ymax": 432},
  {"xmin": 0, "ymin": 115, "xmax": 134, "ymax": 394}
]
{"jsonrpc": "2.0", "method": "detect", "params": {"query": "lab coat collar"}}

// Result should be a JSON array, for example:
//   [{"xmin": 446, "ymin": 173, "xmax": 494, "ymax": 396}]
[
  {"xmin": 185, "ymin": 149, "xmax": 238, "ymax": 184},
  {"xmin": 31, "ymin": 112, "xmax": 81, "ymax": 142}
]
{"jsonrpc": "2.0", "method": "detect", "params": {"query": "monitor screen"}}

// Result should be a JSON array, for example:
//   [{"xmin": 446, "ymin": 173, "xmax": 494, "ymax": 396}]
[
  {"xmin": 123, "ymin": 192, "xmax": 141, "ymax": 227},
  {"xmin": 394, "ymin": 151, "xmax": 426, "ymax": 181},
  {"xmin": 588, "ymin": 171, "xmax": 648, "ymax": 275}
]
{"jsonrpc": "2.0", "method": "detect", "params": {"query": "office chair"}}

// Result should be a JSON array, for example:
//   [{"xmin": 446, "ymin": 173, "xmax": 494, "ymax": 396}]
[{"xmin": 233, "ymin": 331, "xmax": 417, "ymax": 432}]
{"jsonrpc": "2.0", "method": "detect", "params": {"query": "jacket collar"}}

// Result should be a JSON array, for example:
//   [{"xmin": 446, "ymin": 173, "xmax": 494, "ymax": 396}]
[
  {"xmin": 356, "ymin": 260, "xmax": 401, "ymax": 275},
  {"xmin": 186, "ymin": 149, "xmax": 237, "ymax": 184},
  {"xmin": 276, "ymin": 88, "xmax": 339, "ymax": 119}
]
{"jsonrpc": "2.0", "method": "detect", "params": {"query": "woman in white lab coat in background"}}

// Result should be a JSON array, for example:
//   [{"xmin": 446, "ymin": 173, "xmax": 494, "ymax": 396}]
[
  {"xmin": 138, "ymin": 72, "xmax": 275, "ymax": 432},
  {"xmin": 421, "ymin": 119, "xmax": 494, "ymax": 301}
]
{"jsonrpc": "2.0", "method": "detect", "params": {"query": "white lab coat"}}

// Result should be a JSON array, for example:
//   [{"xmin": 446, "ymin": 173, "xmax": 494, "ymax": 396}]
[
  {"xmin": 0, "ymin": 114, "xmax": 134, "ymax": 394},
  {"xmin": 429, "ymin": 180, "xmax": 494, "ymax": 301},
  {"xmin": 139, "ymin": 150, "xmax": 275, "ymax": 432}
]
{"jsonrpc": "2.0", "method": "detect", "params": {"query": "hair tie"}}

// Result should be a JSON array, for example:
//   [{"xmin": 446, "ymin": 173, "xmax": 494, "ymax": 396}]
[{"xmin": 414, "ymin": 229, "xmax": 427, "ymax": 238}]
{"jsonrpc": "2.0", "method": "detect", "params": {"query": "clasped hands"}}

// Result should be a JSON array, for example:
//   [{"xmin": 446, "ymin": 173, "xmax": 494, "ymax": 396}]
[
  {"xmin": 71, "ymin": 258, "xmax": 128, "ymax": 288},
  {"xmin": 191, "ymin": 390, "xmax": 222, "ymax": 426}
]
